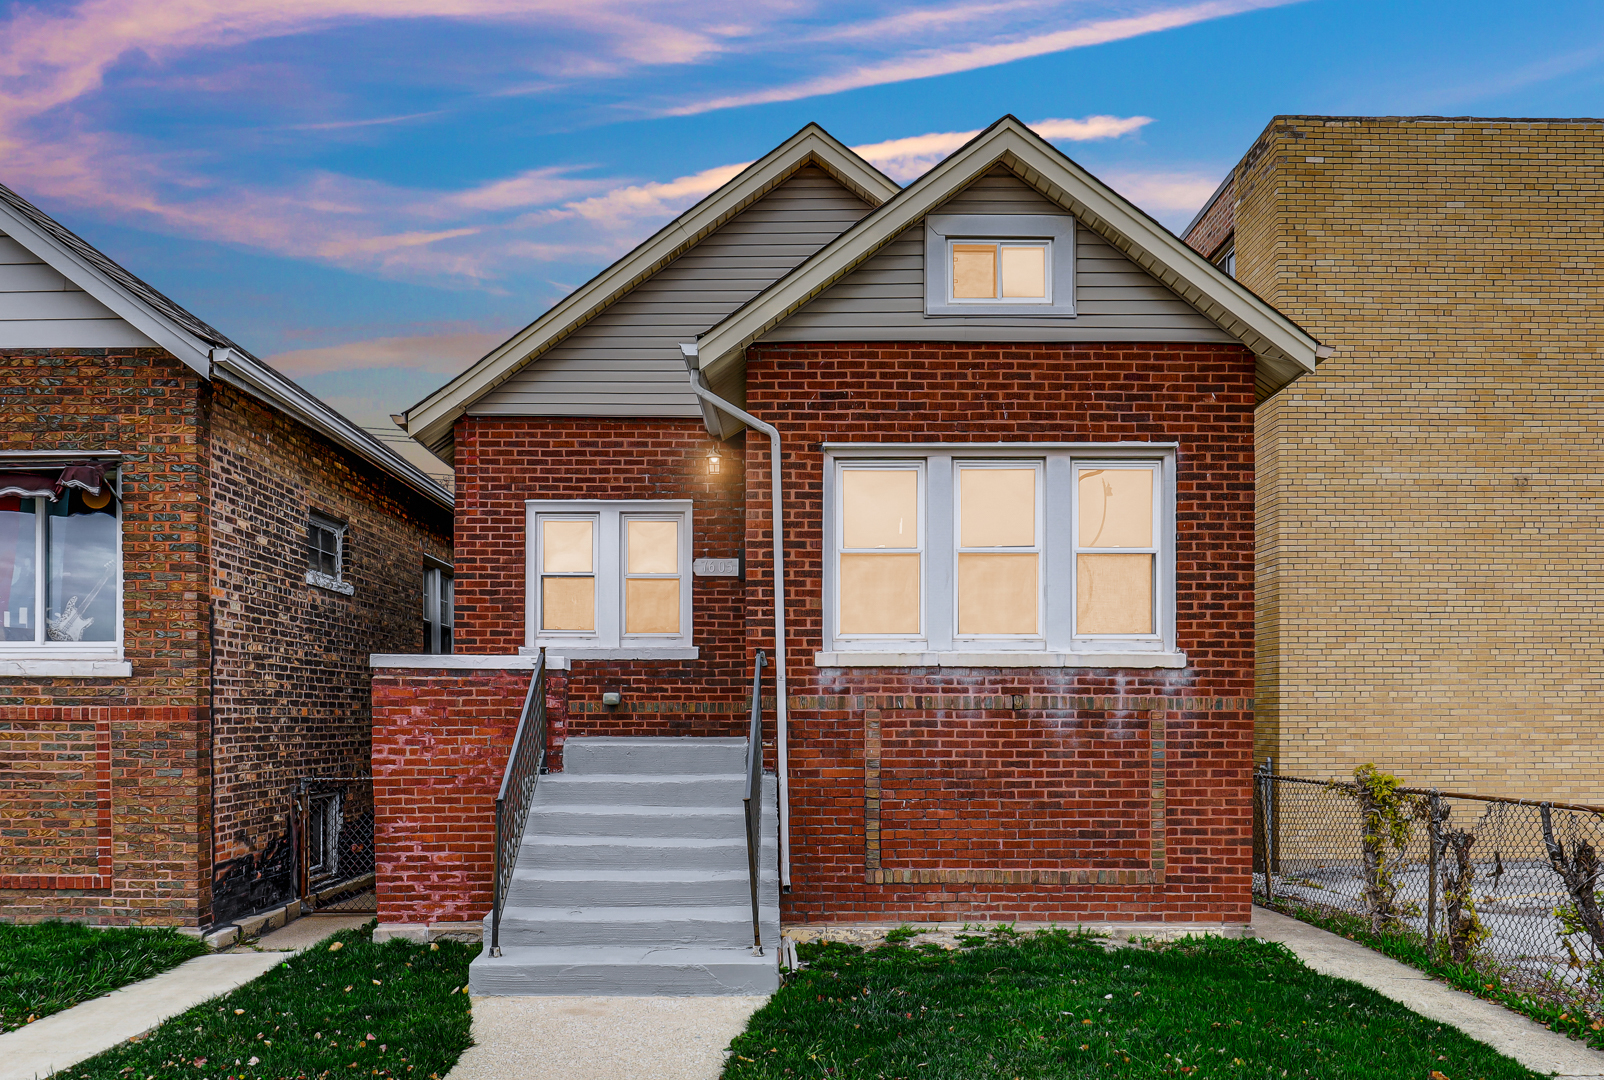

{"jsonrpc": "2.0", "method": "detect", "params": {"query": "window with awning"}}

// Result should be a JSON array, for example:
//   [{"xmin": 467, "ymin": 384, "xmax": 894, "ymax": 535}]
[{"xmin": 0, "ymin": 462, "xmax": 120, "ymax": 648}]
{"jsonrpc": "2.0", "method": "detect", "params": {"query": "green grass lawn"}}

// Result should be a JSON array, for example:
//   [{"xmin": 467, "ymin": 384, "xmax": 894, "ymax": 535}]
[
  {"xmin": 0, "ymin": 921, "xmax": 210, "ymax": 1033},
  {"xmin": 723, "ymin": 928, "xmax": 1543, "ymax": 1080},
  {"xmin": 54, "ymin": 923, "xmax": 477, "ymax": 1080}
]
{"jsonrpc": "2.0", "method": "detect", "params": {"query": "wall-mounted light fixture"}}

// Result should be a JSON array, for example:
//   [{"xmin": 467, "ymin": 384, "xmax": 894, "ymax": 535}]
[{"xmin": 708, "ymin": 448, "xmax": 721, "ymax": 475}]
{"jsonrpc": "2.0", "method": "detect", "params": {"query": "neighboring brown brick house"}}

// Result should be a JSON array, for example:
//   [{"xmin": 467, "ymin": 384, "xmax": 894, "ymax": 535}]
[
  {"xmin": 373, "ymin": 115, "xmax": 1322, "ymax": 977},
  {"xmin": 1184, "ymin": 116, "xmax": 1604, "ymax": 800},
  {"xmin": 0, "ymin": 183, "xmax": 453, "ymax": 927}
]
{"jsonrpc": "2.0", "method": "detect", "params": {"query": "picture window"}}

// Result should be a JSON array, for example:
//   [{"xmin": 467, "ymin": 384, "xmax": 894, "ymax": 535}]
[{"xmin": 0, "ymin": 461, "xmax": 121, "ymax": 654}]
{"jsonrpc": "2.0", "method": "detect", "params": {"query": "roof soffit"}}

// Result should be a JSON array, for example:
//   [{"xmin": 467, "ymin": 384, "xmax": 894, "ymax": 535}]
[
  {"xmin": 694, "ymin": 117, "xmax": 1322, "ymax": 396},
  {"xmin": 404, "ymin": 124, "xmax": 900, "ymax": 454}
]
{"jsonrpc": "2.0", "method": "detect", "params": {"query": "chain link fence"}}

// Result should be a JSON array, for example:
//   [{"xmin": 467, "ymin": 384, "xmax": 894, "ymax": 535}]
[
  {"xmin": 1255, "ymin": 767, "xmax": 1604, "ymax": 1010},
  {"xmin": 295, "ymin": 777, "xmax": 376, "ymax": 913}
]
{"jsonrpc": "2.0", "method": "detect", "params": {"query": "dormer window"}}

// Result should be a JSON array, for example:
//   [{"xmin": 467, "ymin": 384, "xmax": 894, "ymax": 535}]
[
  {"xmin": 925, "ymin": 214, "xmax": 1076, "ymax": 317},
  {"xmin": 949, "ymin": 241, "xmax": 1050, "ymax": 303}
]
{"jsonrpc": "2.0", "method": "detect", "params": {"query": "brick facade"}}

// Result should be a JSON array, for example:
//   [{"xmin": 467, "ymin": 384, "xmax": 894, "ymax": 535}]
[
  {"xmin": 0, "ymin": 347, "xmax": 451, "ymax": 926},
  {"xmin": 377, "ymin": 341, "xmax": 1258, "ymax": 928},
  {"xmin": 1188, "ymin": 117, "xmax": 1604, "ymax": 800}
]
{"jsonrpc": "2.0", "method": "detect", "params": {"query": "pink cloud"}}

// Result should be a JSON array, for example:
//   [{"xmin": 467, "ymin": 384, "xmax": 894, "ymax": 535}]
[{"xmin": 853, "ymin": 116, "xmax": 1152, "ymax": 181}]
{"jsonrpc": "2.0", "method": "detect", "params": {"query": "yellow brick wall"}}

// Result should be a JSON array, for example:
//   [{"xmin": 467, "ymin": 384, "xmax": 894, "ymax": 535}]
[{"xmin": 1233, "ymin": 116, "xmax": 1604, "ymax": 800}]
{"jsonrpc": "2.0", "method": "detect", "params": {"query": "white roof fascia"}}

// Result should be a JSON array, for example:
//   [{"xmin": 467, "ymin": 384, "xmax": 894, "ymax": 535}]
[
  {"xmin": 403, "ymin": 124, "xmax": 900, "ymax": 455},
  {"xmin": 0, "ymin": 198, "xmax": 211, "ymax": 377},
  {"xmin": 695, "ymin": 117, "xmax": 1320, "ymax": 394},
  {"xmin": 210, "ymin": 349, "xmax": 453, "ymax": 510}
]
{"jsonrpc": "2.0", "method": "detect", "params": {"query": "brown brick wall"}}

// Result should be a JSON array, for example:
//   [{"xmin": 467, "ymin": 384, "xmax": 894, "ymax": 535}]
[
  {"xmin": 1226, "ymin": 116, "xmax": 1604, "ymax": 799},
  {"xmin": 1185, "ymin": 176, "xmax": 1236, "ymax": 263},
  {"xmin": 207, "ymin": 384, "xmax": 452, "ymax": 922},
  {"xmin": 0, "ymin": 348, "xmax": 211, "ymax": 924}
]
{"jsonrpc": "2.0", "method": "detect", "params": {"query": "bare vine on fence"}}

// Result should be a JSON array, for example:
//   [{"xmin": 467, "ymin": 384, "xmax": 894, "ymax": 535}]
[
  {"xmin": 1542, "ymin": 804, "xmax": 1604, "ymax": 982},
  {"xmin": 1438, "ymin": 823, "xmax": 1487, "ymax": 963},
  {"xmin": 1334, "ymin": 764, "xmax": 1427, "ymax": 933}
]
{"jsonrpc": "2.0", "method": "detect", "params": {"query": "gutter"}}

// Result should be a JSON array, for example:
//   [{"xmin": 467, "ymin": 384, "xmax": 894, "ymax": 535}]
[{"xmin": 680, "ymin": 344, "xmax": 792, "ymax": 891}]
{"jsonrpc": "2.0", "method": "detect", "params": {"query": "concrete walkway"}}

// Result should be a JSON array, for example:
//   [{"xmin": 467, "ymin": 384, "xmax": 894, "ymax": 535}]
[
  {"xmin": 445, "ymin": 996, "xmax": 766, "ymax": 1080},
  {"xmin": 1255, "ymin": 905, "xmax": 1604, "ymax": 1079},
  {"xmin": 0, "ymin": 914, "xmax": 372, "ymax": 1080}
]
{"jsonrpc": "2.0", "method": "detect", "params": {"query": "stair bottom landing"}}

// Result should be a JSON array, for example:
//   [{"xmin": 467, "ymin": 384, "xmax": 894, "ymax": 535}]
[{"xmin": 472, "ymin": 944, "xmax": 780, "ymax": 996}]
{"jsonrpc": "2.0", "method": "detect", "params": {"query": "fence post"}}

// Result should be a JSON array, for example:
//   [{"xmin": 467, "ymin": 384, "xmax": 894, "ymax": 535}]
[
  {"xmin": 1262, "ymin": 758, "xmax": 1275, "ymax": 903},
  {"xmin": 1426, "ymin": 790, "xmax": 1442, "ymax": 956}
]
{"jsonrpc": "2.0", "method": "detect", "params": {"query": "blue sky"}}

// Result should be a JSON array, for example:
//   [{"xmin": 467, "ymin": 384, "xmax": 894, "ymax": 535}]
[{"xmin": 3, "ymin": 0, "xmax": 1601, "ymax": 477}]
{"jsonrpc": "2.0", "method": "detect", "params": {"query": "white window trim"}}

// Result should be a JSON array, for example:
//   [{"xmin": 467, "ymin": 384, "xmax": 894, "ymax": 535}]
[
  {"xmin": 819, "ymin": 443, "xmax": 1183, "ymax": 669},
  {"xmin": 525, "ymin": 499, "xmax": 697, "ymax": 660},
  {"xmin": 833, "ymin": 460, "xmax": 925, "ymax": 649},
  {"xmin": 924, "ymin": 214, "xmax": 1077, "ymax": 318},
  {"xmin": 0, "ymin": 471, "xmax": 126, "ymax": 668},
  {"xmin": 306, "ymin": 513, "xmax": 353, "ymax": 595},
  {"xmin": 952, "ymin": 458, "xmax": 1045, "ymax": 650}
]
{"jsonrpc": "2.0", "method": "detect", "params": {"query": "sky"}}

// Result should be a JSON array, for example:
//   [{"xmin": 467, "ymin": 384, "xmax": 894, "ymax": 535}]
[{"xmin": 3, "ymin": 0, "xmax": 1601, "ymax": 482}]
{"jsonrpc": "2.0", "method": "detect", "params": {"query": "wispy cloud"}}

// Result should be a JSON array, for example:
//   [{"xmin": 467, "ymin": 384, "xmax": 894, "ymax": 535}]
[
  {"xmin": 854, "ymin": 115, "xmax": 1152, "ymax": 181},
  {"xmin": 668, "ymin": 0, "xmax": 1308, "ymax": 115},
  {"xmin": 268, "ymin": 328, "xmax": 508, "ymax": 378},
  {"xmin": 1100, "ymin": 169, "xmax": 1222, "ymax": 219}
]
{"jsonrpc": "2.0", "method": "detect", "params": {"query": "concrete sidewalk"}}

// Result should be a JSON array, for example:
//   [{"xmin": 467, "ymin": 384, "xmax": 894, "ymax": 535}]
[
  {"xmin": 445, "ymin": 996, "xmax": 766, "ymax": 1080},
  {"xmin": 1255, "ymin": 905, "xmax": 1604, "ymax": 1080},
  {"xmin": 0, "ymin": 914, "xmax": 371, "ymax": 1080}
]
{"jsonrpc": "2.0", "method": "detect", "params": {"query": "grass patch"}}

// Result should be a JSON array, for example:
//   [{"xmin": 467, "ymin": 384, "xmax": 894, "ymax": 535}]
[
  {"xmin": 723, "ymin": 927, "xmax": 1543, "ymax": 1079},
  {"xmin": 55, "ymin": 923, "xmax": 477, "ymax": 1080},
  {"xmin": 1267, "ymin": 899, "xmax": 1604, "ymax": 1050},
  {"xmin": 0, "ymin": 921, "xmax": 209, "ymax": 1033}
]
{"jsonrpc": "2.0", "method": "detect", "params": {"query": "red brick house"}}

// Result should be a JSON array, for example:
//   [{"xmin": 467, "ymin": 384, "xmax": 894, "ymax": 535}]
[
  {"xmin": 376, "ymin": 117, "xmax": 1322, "ymax": 992},
  {"xmin": 0, "ymin": 183, "xmax": 454, "ymax": 930}
]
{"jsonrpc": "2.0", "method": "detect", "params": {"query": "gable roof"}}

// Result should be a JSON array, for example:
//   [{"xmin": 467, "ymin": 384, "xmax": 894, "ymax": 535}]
[
  {"xmin": 400, "ymin": 123, "xmax": 901, "ymax": 458},
  {"xmin": 0, "ymin": 183, "xmax": 452, "ymax": 511},
  {"xmin": 692, "ymin": 116, "xmax": 1325, "ymax": 404}
]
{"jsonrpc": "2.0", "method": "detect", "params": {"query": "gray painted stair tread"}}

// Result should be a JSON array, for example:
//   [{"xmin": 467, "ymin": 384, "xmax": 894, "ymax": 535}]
[{"xmin": 499, "ymin": 904, "xmax": 777, "ymax": 922}]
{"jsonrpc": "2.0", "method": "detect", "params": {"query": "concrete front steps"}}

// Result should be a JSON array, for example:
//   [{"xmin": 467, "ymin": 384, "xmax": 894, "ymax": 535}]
[{"xmin": 468, "ymin": 737, "xmax": 781, "ymax": 996}]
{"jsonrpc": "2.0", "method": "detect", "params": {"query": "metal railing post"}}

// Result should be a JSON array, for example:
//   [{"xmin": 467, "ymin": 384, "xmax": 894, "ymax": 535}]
[
  {"xmin": 1262, "ymin": 758, "xmax": 1275, "ymax": 903},
  {"xmin": 743, "ymin": 650, "xmax": 767, "ymax": 956},
  {"xmin": 1425, "ymin": 790, "xmax": 1442, "ymax": 956}
]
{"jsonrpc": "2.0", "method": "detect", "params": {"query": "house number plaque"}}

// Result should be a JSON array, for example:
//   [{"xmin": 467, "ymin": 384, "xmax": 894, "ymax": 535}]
[{"xmin": 693, "ymin": 558, "xmax": 740, "ymax": 577}]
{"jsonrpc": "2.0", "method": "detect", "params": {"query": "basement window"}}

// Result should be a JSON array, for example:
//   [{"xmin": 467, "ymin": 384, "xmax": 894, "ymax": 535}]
[
  {"xmin": 924, "ymin": 214, "xmax": 1076, "ymax": 317},
  {"xmin": 819, "ymin": 445, "xmax": 1181, "ymax": 668},
  {"xmin": 526, "ymin": 500, "xmax": 696, "ymax": 659}
]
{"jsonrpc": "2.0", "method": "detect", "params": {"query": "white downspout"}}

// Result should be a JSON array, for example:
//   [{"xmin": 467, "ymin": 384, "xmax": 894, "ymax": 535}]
[{"xmin": 680, "ymin": 343, "xmax": 791, "ymax": 890}]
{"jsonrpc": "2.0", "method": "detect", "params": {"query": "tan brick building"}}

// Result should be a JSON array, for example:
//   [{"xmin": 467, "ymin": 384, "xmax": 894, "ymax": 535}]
[{"xmin": 1185, "ymin": 116, "xmax": 1604, "ymax": 800}]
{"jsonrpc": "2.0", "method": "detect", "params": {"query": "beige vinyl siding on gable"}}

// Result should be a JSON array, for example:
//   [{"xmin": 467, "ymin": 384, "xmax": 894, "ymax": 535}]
[
  {"xmin": 761, "ymin": 170, "xmax": 1232, "ymax": 344},
  {"xmin": 0, "ymin": 234, "xmax": 156, "ymax": 347},
  {"xmin": 471, "ymin": 167, "xmax": 872, "ymax": 418}
]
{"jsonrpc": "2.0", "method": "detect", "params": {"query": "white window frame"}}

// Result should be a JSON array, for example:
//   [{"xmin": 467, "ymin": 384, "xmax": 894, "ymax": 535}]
[
  {"xmin": 952, "ymin": 459, "xmax": 1046, "ymax": 650},
  {"xmin": 525, "ymin": 499, "xmax": 697, "ymax": 661},
  {"xmin": 833, "ymin": 460, "xmax": 926, "ymax": 650},
  {"xmin": 0, "ymin": 457, "xmax": 126, "ymax": 672},
  {"xmin": 306, "ymin": 512, "xmax": 353, "ymax": 596},
  {"xmin": 423, "ymin": 560, "xmax": 453, "ymax": 655},
  {"xmin": 924, "ymin": 214, "xmax": 1077, "ymax": 318},
  {"xmin": 818, "ymin": 444, "xmax": 1182, "ymax": 669}
]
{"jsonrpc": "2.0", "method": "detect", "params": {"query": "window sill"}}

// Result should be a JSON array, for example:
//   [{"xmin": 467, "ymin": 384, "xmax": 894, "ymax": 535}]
[
  {"xmin": 0, "ymin": 658, "xmax": 133, "ymax": 677},
  {"xmin": 369, "ymin": 653, "xmax": 537, "ymax": 670},
  {"xmin": 813, "ymin": 650, "xmax": 1187, "ymax": 669},
  {"xmin": 306, "ymin": 571, "xmax": 354, "ymax": 596},
  {"xmin": 522, "ymin": 645, "xmax": 700, "ymax": 670}
]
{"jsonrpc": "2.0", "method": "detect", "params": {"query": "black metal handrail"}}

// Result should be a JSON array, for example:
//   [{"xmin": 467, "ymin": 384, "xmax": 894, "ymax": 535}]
[
  {"xmin": 743, "ymin": 649, "xmax": 767, "ymax": 956},
  {"xmin": 490, "ymin": 651, "xmax": 546, "ymax": 957}
]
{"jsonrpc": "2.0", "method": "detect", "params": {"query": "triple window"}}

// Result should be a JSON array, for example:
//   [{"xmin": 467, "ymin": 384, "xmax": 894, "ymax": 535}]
[
  {"xmin": 527, "ymin": 500, "xmax": 693, "ymax": 650},
  {"xmin": 825, "ymin": 447, "xmax": 1172, "ymax": 655}
]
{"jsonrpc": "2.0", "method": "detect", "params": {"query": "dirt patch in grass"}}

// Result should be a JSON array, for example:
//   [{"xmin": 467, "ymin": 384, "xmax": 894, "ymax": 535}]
[
  {"xmin": 0, "ymin": 921, "xmax": 209, "ymax": 1033},
  {"xmin": 723, "ymin": 927, "xmax": 1543, "ymax": 1079},
  {"xmin": 53, "ymin": 923, "xmax": 476, "ymax": 1080}
]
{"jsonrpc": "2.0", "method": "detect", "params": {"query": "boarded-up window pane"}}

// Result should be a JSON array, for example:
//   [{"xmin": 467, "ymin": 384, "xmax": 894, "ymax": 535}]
[
  {"xmin": 951, "ymin": 244, "xmax": 996, "ymax": 299},
  {"xmin": 625, "ymin": 577, "xmax": 679, "ymax": 634},
  {"xmin": 842, "ymin": 470, "xmax": 917, "ymax": 549},
  {"xmin": 542, "ymin": 519, "xmax": 593, "ymax": 572},
  {"xmin": 1078, "ymin": 470, "xmax": 1153, "ymax": 548},
  {"xmin": 1076, "ymin": 553, "xmax": 1153, "ymax": 634},
  {"xmin": 839, "ymin": 553, "xmax": 920, "ymax": 634},
  {"xmin": 1000, "ymin": 245, "xmax": 1047, "ymax": 298},
  {"xmin": 541, "ymin": 575, "xmax": 595, "ymax": 631},
  {"xmin": 958, "ymin": 553, "xmax": 1038, "ymax": 635},
  {"xmin": 960, "ymin": 468, "xmax": 1035, "ymax": 547},
  {"xmin": 627, "ymin": 519, "xmax": 677, "ymax": 574}
]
